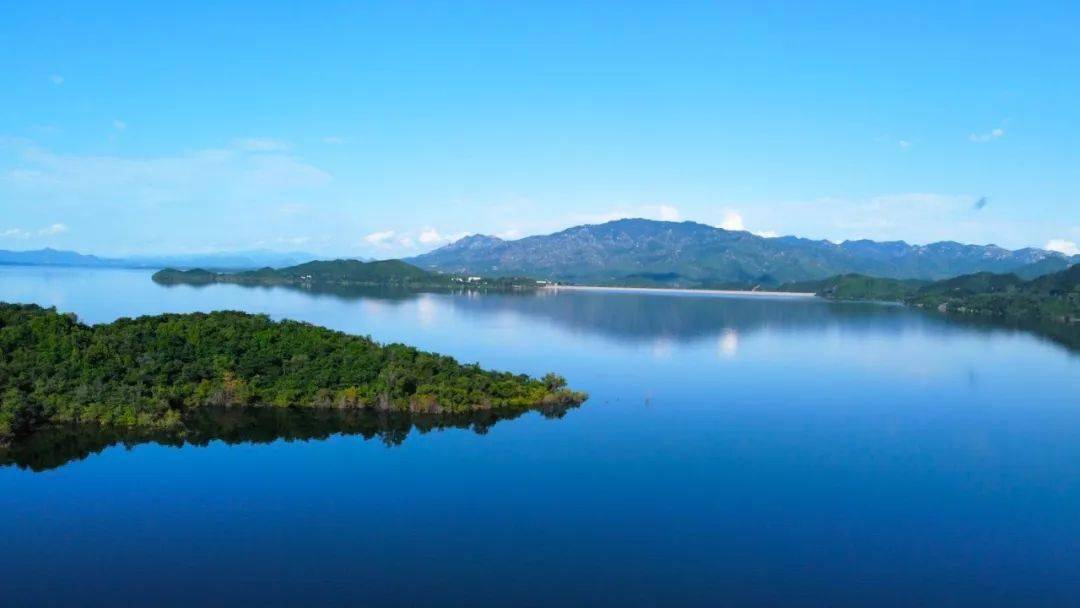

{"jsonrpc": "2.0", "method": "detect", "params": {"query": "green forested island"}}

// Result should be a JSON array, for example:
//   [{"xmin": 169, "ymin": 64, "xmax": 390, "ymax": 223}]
[
  {"xmin": 783, "ymin": 264, "xmax": 1080, "ymax": 323},
  {"xmin": 152, "ymin": 258, "xmax": 541, "ymax": 290},
  {"xmin": 0, "ymin": 303, "xmax": 586, "ymax": 445}
]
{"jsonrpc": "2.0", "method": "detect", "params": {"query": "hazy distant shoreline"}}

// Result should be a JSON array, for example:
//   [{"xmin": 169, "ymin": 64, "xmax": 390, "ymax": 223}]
[{"xmin": 543, "ymin": 284, "xmax": 817, "ymax": 298}]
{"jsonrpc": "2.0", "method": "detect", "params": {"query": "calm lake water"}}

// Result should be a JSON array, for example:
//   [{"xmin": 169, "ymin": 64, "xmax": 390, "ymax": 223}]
[{"xmin": 2, "ymin": 265, "xmax": 1080, "ymax": 606}]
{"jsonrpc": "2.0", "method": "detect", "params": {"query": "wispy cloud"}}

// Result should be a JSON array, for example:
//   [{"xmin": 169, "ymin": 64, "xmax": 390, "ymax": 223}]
[
  {"xmin": 735, "ymin": 192, "xmax": 1062, "ymax": 247},
  {"xmin": 2, "ymin": 140, "xmax": 330, "ymax": 207},
  {"xmin": 233, "ymin": 137, "xmax": 290, "ymax": 152},
  {"xmin": 112, "ymin": 119, "xmax": 127, "ymax": 131},
  {"xmin": 0, "ymin": 139, "xmax": 333, "ymax": 254},
  {"xmin": 50, "ymin": 75, "xmax": 64, "ymax": 86},
  {"xmin": 875, "ymin": 136, "xmax": 912, "ymax": 149},
  {"xmin": 969, "ymin": 128, "xmax": 1004, "ymax": 143},
  {"xmin": 39, "ymin": 223, "xmax": 68, "ymax": 235},
  {"xmin": 363, "ymin": 227, "xmax": 471, "ymax": 252},
  {"xmin": 1, "ymin": 228, "xmax": 30, "ymax": 239},
  {"xmin": 1, "ymin": 223, "xmax": 69, "ymax": 240},
  {"xmin": 321, "ymin": 136, "xmax": 344, "ymax": 145}
]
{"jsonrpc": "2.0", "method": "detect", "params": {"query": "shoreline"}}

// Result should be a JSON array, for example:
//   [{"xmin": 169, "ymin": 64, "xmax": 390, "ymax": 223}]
[{"xmin": 543, "ymin": 284, "xmax": 817, "ymax": 298}]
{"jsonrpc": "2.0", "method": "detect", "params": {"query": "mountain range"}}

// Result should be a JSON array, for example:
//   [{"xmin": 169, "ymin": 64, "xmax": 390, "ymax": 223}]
[
  {"xmin": 410, "ymin": 219, "xmax": 1078, "ymax": 287},
  {"xmin": 0, "ymin": 248, "xmax": 322, "ymax": 270}
]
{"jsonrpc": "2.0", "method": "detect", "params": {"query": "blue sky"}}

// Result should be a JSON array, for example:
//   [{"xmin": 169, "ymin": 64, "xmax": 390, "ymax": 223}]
[{"xmin": 1, "ymin": 1, "xmax": 1078, "ymax": 257}]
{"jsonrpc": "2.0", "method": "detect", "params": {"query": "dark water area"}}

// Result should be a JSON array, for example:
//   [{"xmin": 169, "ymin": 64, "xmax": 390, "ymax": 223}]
[{"xmin": 2, "ymin": 266, "xmax": 1080, "ymax": 606}]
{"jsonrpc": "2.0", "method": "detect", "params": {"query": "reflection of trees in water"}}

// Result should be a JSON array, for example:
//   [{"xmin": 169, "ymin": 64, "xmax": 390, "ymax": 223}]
[
  {"xmin": 157, "ymin": 280, "xmax": 429, "ymax": 304},
  {"xmin": 164, "ymin": 281, "xmax": 1080, "ymax": 353},
  {"xmin": 934, "ymin": 314, "xmax": 1080, "ymax": 354},
  {"xmin": 447, "ymin": 289, "xmax": 1080, "ymax": 354},
  {"xmin": 451, "ymin": 291, "xmax": 924, "ymax": 341},
  {"xmin": 0, "ymin": 402, "xmax": 580, "ymax": 472}
]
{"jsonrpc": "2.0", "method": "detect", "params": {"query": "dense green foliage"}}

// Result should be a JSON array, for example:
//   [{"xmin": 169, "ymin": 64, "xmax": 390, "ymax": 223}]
[
  {"xmin": 153, "ymin": 259, "xmax": 540, "ymax": 290},
  {"xmin": 154, "ymin": 259, "xmax": 448, "ymax": 287},
  {"xmin": 908, "ymin": 265, "xmax": 1080, "ymax": 322},
  {"xmin": 783, "ymin": 265, "xmax": 1080, "ymax": 323},
  {"xmin": 0, "ymin": 303, "xmax": 585, "ymax": 444}
]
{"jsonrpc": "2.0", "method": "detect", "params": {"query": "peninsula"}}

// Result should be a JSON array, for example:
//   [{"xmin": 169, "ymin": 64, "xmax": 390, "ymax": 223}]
[
  {"xmin": 0, "ymin": 303, "xmax": 586, "ymax": 445},
  {"xmin": 782, "ymin": 264, "xmax": 1080, "ymax": 323},
  {"xmin": 152, "ymin": 259, "xmax": 540, "ymax": 290}
]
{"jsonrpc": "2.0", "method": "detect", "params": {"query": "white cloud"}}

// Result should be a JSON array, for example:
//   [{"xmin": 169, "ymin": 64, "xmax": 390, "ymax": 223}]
[
  {"xmin": 720, "ymin": 210, "xmax": 745, "ymax": 231},
  {"xmin": 364, "ymin": 227, "xmax": 470, "ymax": 252},
  {"xmin": 969, "ymin": 128, "xmax": 1005, "ymax": 143},
  {"xmin": 875, "ymin": 136, "xmax": 912, "ymax": 149},
  {"xmin": 364, "ymin": 230, "xmax": 397, "ymax": 246},
  {"xmin": 38, "ymin": 223, "xmax": 68, "ymax": 236},
  {"xmin": 659, "ymin": 205, "xmax": 681, "ymax": 221},
  {"xmin": 418, "ymin": 228, "xmax": 443, "ymax": 244},
  {"xmin": 419, "ymin": 227, "xmax": 469, "ymax": 246},
  {"xmin": 50, "ymin": 75, "xmax": 64, "ymax": 86},
  {"xmin": 497, "ymin": 228, "xmax": 522, "ymax": 240},
  {"xmin": 113, "ymin": 119, "xmax": 126, "ymax": 131},
  {"xmin": 1, "ymin": 228, "xmax": 30, "ymax": 239},
  {"xmin": 1045, "ymin": 239, "xmax": 1079, "ymax": 256},
  {"xmin": 1, "ymin": 223, "xmax": 69, "ymax": 239},
  {"xmin": 233, "ymin": 137, "xmax": 290, "ymax": 152},
  {"xmin": 754, "ymin": 230, "xmax": 779, "ymax": 238}
]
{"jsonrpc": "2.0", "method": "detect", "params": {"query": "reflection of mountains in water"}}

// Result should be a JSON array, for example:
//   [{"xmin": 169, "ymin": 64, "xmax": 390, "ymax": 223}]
[{"xmin": 0, "ymin": 402, "xmax": 580, "ymax": 472}]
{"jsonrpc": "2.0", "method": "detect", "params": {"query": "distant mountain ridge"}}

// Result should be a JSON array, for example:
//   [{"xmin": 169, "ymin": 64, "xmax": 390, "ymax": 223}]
[
  {"xmin": 0, "ymin": 248, "xmax": 322, "ymax": 270},
  {"xmin": 0, "ymin": 248, "xmax": 113, "ymax": 267},
  {"xmin": 409, "ymin": 219, "xmax": 1078, "ymax": 287}
]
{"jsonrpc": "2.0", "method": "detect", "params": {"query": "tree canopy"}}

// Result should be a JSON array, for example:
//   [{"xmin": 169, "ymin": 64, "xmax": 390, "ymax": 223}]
[{"xmin": 0, "ymin": 303, "xmax": 585, "ymax": 444}]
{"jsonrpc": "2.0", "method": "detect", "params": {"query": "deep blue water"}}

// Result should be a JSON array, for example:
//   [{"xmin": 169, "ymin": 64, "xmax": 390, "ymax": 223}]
[{"xmin": 2, "ymin": 265, "xmax": 1079, "ymax": 606}]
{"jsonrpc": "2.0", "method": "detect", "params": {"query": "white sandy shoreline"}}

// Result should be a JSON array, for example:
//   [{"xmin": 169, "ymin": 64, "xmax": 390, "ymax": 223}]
[{"xmin": 542, "ymin": 284, "xmax": 817, "ymax": 298}]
